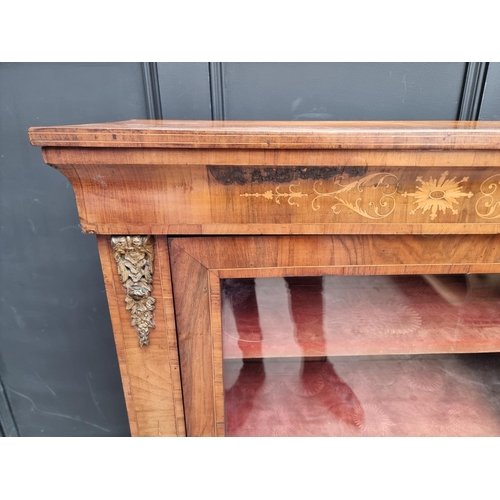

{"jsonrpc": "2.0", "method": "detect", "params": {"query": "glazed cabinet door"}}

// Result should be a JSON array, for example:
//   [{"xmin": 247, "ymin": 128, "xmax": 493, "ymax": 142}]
[{"xmin": 169, "ymin": 235, "xmax": 500, "ymax": 437}]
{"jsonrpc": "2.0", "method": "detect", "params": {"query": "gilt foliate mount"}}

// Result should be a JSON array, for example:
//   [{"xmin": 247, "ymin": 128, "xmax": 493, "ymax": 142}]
[
  {"xmin": 239, "ymin": 170, "xmax": 500, "ymax": 221},
  {"xmin": 111, "ymin": 235, "xmax": 156, "ymax": 347}
]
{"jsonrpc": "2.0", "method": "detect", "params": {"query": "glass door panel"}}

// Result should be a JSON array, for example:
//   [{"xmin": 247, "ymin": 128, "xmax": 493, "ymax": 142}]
[{"xmin": 221, "ymin": 274, "xmax": 500, "ymax": 436}]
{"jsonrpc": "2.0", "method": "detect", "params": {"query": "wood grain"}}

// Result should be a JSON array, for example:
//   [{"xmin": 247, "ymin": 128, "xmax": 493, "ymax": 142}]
[
  {"xmin": 40, "ymin": 146, "xmax": 500, "ymax": 168},
  {"xmin": 97, "ymin": 236, "xmax": 185, "ymax": 436},
  {"xmin": 33, "ymin": 123, "xmax": 500, "ymax": 237},
  {"xmin": 169, "ymin": 234, "xmax": 500, "ymax": 270},
  {"xmin": 208, "ymin": 271, "xmax": 225, "ymax": 437},
  {"xmin": 168, "ymin": 240, "xmax": 217, "ymax": 437},
  {"xmin": 29, "ymin": 120, "xmax": 500, "ymax": 149},
  {"xmin": 36, "ymin": 157, "xmax": 500, "ymax": 235}
]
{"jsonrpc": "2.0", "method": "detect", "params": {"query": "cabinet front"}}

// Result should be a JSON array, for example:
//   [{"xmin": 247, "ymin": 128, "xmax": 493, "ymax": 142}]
[
  {"xmin": 169, "ymin": 234, "xmax": 500, "ymax": 437},
  {"xmin": 28, "ymin": 120, "xmax": 500, "ymax": 437}
]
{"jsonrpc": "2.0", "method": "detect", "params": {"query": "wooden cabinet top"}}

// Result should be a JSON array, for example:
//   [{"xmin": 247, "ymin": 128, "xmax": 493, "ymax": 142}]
[
  {"xmin": 29, "ymin": 120, "xmax": 500, "ymax": 236},
  {"xmin": 29, "ymin": 120, "xmax": 500, "ymax": 150}
]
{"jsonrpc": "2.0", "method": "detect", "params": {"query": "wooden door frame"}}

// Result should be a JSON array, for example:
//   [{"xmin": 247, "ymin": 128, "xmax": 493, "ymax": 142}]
[{"xmin": 168, "ymin": 234, "xmax": 500, "ymax": 437}]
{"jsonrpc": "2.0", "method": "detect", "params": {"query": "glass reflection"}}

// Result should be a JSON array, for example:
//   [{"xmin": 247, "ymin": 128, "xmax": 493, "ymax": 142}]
[
  {"xmin": 223, "ymin": 277, "xmax": 364, "ymax": 435},
  {"xmin": 221, "ymin": 275, "xmax": 500, "ymax": 436}
]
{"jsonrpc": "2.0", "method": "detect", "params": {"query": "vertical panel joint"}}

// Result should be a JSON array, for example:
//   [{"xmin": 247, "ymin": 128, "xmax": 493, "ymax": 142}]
[
  {"xmin": 209, "ymin": 62, "xmax": 225, "ymax": 121},
  {"xmin": 142, "ymin": 63, "xmax": 163, "ymax": 120},
  {"xmin": 459, "ymin": 62, "xmax": 489, "ymax": 121}
]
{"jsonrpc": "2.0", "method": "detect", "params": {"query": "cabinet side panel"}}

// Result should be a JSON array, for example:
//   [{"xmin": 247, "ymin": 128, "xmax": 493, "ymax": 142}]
[{"xmin": 97, "ymin": 236, "xmax": 185, "ymax": 436}]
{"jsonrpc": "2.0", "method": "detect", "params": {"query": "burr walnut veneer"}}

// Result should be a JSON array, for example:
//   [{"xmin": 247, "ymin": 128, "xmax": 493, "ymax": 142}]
[{"xmin": 29, "ymin": 121, "xmax": 500, "ymax": 437}]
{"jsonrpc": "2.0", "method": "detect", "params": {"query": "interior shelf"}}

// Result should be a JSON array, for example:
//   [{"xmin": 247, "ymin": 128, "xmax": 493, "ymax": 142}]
[
  {"xmin": 221, "ymin": 274, "xmax": 500, "ymax": 359},
  {"xmin": 223, "ymin": 354, "xmax": 500, "ymax": 437}
]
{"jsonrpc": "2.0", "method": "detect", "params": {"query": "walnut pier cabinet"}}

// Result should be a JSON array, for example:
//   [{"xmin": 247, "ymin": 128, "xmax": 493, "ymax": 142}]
[{"xmin": 29, "ymin": 121, "xmax": 500, "ymax": 437}]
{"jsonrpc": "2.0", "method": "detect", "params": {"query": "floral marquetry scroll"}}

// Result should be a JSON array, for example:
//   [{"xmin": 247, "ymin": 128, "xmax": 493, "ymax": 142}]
[
  {"xmin": 311, "ymin": 173, "xmax": 398, "ymax": 219},
  {"xmin": 402, "ymin": 171, "xmax": 474, "ymax": 220},
  {"xmin": 111, "ymin": 235, "xmax": 156, "ymax": 347},
  {"xmin": 240, "ymin": 173, "xmax": 399, "ymax": 220},
  {"xmin": 234, "ymin": 169, "xmax": 500, "ymax": 222},
  {"xmin": 476, "ymin": 174, "xmax": 500, "ymax": 219}
]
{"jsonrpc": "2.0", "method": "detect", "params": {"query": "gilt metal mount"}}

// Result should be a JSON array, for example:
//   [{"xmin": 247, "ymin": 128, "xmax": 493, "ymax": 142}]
[{"xmin": 111, "ymin": 235, "xmax": 156, "ymax": 347}]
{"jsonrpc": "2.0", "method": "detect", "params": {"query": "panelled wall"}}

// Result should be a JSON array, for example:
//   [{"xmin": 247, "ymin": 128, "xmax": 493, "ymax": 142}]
[{"xmin": 0, "ymin": 62, "xmax": 498, "ymax": 436}]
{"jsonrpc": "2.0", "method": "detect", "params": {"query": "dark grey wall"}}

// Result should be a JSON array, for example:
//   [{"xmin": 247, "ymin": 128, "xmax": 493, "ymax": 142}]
[
  {"xmin": 221, "ymin": 63, "xmax": 467, "ymax": 120},
  {"xmin": 0, "ymin": 62, "xmax": 497, "ymax": 436},
  {"xmin": 158, "ymin": 63, "xmax": 211, "ymax": 119},
  {"xmin": 0, "ymin": 63, "xmax": 147, "ymax": 436}
]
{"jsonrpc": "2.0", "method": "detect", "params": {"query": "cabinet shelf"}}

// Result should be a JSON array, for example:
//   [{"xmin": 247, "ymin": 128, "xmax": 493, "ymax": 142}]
[
  {"xmin": 222, "ymin": 275, "xmax": 500, "ymax": 359},
  {"xmin": 223, "ymin": 354, "xmax": 500, "ymax": 437}
]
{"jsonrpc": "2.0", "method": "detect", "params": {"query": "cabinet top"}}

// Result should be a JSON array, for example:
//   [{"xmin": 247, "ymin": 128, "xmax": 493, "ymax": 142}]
[{"xmin": 29, "ymin": 120, "xmax": 500, "ymax": 150}]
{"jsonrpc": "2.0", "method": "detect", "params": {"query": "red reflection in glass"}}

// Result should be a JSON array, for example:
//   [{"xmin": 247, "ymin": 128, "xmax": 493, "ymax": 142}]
[
  {"xmin": 222, "ymin": 277, "xmax": 364, "ymax": 435},
  {"xmin": 221, "ymin": 275, "xmax": 500, "ymax": 436}
]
